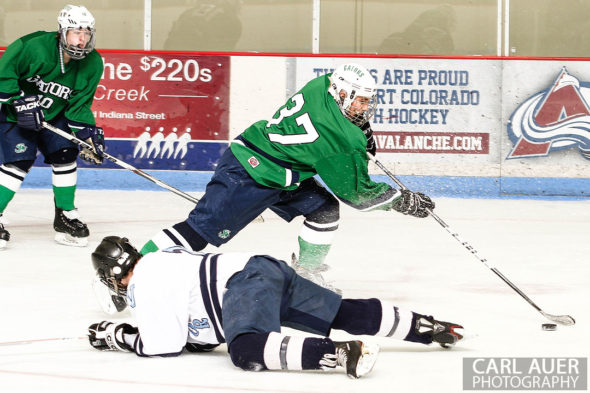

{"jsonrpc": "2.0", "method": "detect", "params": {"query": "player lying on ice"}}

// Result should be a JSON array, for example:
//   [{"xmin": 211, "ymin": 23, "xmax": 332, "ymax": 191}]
[{"xmin": 88, "ymin": 236, "xmax": 464, "ymax": 379}]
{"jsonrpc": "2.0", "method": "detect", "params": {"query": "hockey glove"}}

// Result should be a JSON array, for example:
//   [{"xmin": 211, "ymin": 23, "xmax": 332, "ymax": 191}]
[
  {"xmin": 76, "ymin": 126, "xmax": 105, "ymax": 165},
  {"xmin": 13, "ymin": 95, "xmax": 45, "ymax": 131},
  {"xmin": 88, "ymin": 321, "xmax": 138, "ymax": 352},
  {"xmin": 392, "ymin": 189, "xmax": 435, "ymax": 218},
  {"xmin": 361, "ymin": 122, "xmax": 376, "ymax": 156}
]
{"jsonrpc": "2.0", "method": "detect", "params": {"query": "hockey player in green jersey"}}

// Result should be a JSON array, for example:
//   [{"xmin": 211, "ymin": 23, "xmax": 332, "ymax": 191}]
[
  {"xmin": 123, "ymin": 62, "xmax": 433, "ymax": 305},
  {"xmin": 0, "ymin": 5, "xmax": 105, "ymax": 250}
]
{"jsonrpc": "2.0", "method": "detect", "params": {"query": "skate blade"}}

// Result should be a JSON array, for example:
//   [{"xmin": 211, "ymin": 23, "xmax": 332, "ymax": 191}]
[
  {"xmin": 55, "ymin": 232, "xmax": 88, "ymax": 247},
  {"xmin": 439, "ymin": 329, "xmax": 477, "ymax": 348},
  {"xmin": 354, "ymin": 343, "xmax": 380, "ymax": 378},
  {"xmin": 0, "ymin": 239, "xmax": 7, "ymax": 250}
]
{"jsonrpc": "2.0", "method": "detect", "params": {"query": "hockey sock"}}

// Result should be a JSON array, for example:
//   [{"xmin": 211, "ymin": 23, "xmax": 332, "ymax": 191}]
[
  {"xmin": 0, "ymin": 164, "xmax": 28, "ymax": 212},
  {"xmin": 52, "ymin": 162, "xmax": 77, "ymax": 211},
  {"xmin": 297, "ymin": 237, "xmax": 331, "ymax": 268},
  {"xmin": 140, "ymin": 221, "xmax": 208, "ymax": 255},
  {"xmin": 297, "ymin": 196, "xmax": 340, "ymax": 268},
  {"xmin": 0, "ymin": 185, "xmax": 16, "ymax": 213},
  {"xmin": 330, "ymin": 298, "xmax": 382, "ymax": 335},
  {"xmin": 229, "ymin": 332, "xmax": 335, "ymax": 371},
  {"xmin": 375, "ymin": 300, "xmax": 416, "ymax": 341},
  {"xmin": 264, "ymin": 332, "xmax": 335, "ymax": 370},
  {"xmin": 297, "ymin": 216, "xmax": 339, "ymax": 268},
  {"xmin": 334, "ymin": 300, "xmax": 422, "ymax": 343}
]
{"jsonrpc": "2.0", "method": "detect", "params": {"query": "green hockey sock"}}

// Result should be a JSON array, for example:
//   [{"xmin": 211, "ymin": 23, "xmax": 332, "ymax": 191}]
[
  {"xmin": 0, "ymin": 185, "xmax": 16, "ymax": 213},
  {"xmin": 297, "ymin": 236, "xmax": 331, "ymax": 269},
  {"xmin": 53, "ymin": 186, "xmax": 76, "ymax": 211}
]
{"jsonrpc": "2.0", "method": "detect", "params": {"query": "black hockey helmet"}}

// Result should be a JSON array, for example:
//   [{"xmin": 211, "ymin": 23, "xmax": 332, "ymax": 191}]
[{"xmin": 91, "ymin": 236, "xmax": 141, "ymax": 296}]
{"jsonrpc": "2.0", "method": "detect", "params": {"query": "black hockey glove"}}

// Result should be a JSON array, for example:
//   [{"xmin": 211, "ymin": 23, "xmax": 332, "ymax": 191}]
[
  {"xmin": 360, "ymin": 122, "xmax": 376, "ymax": 156},
  {"xmin": 88, "ymin": 321, "xmax": 138, "ymax": 352},
  {"xmin": 392, "ymin": 189, "xmax": 435, "ymax": 218},
  {"xmin": 13, "ymin": 95, "xmax": 45, "ymax": 131},
  {"xmin": 76, "ymin": 126, "xmax": 105, "ymax": 165}
]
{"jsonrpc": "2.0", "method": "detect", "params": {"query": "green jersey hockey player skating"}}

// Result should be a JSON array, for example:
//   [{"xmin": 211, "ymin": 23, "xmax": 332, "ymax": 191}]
[
  {"xmin": 0, "ymin": 5, "xmax": 105, "ymax": 250},
  {"xmin": 125, "ymin": 62, "xmax": 435, "ymax": 303},
  {"xmin": 0, "ymin": 31, "xmax": 101, "ymax": 126},
  {"xmin": 231, "ymin": 72, "xmax": 391, "ymax": 206}
]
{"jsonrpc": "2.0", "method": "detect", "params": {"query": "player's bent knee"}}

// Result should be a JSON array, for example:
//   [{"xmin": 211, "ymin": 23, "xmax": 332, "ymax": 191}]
[
  {"xmin": 45, "ymin": 147, "xmax": 78, "ymax": 165},
  {"xmin": 172, "ymin": 221, "xmax": 208, "ymax": 251},
  {"xmin": 228, "ymin": 332, "xmax": 270, "ymax": 372},
  {"xmin": 306, "ymin": 196, "xmax": 340, "ymax": 224}
]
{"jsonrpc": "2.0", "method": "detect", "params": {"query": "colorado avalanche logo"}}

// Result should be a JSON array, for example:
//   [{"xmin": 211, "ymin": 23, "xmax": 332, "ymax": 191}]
[{"xmin": 507, "ymin": 67, "xmax": 590, "ymax": 160}]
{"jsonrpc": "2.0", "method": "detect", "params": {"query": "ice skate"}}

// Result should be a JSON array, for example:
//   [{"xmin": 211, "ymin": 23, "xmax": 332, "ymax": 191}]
[
  {"xmin": 54, "ymin": 207, "xmax": 89, "ymax": 247},
  {"xmin": 321, "ymin": 340, "xmax": 379, "ymax": 378},
  {"xmin": 0, "ymin": 214, "xmax": 9, "ymax": 250},
  {"xmin": 291, "ymin": 253, "xmax": 342, "ymax": 295},
  {"xmin": 413, "ymin": 314, "xmax": 464, "ymax": 348}
]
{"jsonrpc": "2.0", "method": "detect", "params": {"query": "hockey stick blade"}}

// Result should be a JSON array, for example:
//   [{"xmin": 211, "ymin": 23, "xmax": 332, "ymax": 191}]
[
  {"xmin": 368, "ymin": 154, "xmax": 576, "ymax": 326},
  {"xmin": 540, "ymin": 311, "xmax": 575, "ymax": 326}
]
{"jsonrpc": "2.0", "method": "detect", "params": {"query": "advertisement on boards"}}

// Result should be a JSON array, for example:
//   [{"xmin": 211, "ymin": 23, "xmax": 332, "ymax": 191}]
[
  {"xmin": 502, "ymin": 61, "xmax": 590, "ymax": 180},
  {"xmin": 91, "ymin": 52, "xmax": 230, "ymax": 171},
  {"xmin": 10, "ymin": 51, "xmax": 230, "ymax": 172},
  {"xmin": 295, "ymin": 57, "xmax": 502, "ymax": 176}
]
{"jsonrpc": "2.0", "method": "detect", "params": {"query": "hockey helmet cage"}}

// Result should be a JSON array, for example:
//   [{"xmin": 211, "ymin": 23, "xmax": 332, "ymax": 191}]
[
  {"xmin": 91, "ymin": 236, "xmax": 140, "ymax": 296},
  {"xmin": 57, "ymin": 5, "xmax": 96, "ymax": 59},
  {"xmin": 328, "ymin": 63, "xmax": 378, "ymax": 126}
]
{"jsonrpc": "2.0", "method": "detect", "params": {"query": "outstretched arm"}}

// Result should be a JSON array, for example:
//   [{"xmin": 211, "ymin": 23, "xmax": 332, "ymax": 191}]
[{"xmin": 88, "ymin": 321, "xmax": 184, "ymax": 357}]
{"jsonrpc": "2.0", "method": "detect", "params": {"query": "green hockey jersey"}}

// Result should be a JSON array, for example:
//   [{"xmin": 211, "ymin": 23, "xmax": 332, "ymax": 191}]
[
  {"xmin": 231, "ymin": 74, "xmax": 398, "ymax": 211},
  {"xmin": 0, "ymin": 31, "xmax": 102, "ymax": 128}
]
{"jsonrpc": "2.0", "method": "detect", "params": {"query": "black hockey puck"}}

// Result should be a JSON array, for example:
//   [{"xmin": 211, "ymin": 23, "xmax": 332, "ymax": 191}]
[{"xmin": 542, "ymin": 323, "xmax": 557, "ymax": 331}]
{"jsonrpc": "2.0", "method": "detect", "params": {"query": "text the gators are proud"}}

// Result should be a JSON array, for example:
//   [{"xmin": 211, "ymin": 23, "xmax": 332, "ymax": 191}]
[{"xmin": 313, "ymin": 67, "xmax": 479, "ymax": 126}]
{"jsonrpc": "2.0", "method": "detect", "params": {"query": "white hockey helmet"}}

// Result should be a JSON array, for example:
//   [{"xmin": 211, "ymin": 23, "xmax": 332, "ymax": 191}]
[
  {"xmin": 57, "ymin": 5, "xmax": 96, "ymax": 59},
  {"xmin": 328, "ymin": 63, "xmax": 377, "ymax": 126}
]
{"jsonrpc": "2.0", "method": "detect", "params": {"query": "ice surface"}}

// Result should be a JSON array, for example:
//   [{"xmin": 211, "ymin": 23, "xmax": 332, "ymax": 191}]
[{"xmin": 0, "ymin": 189, "xmax": 588, "ymax": 393}]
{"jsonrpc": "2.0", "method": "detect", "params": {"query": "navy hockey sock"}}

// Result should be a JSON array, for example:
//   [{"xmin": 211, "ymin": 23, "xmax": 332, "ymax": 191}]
[
  {"xmin": 330, "ymin": 298, "xmax": 382, "ymax": 335},
  {"xmin": 229, "ymin": 332, "xmax": 269, "ymax": 371},
  {"xmin": 229, "ymin": 332, "xmax": 335, "ymax": 371}
]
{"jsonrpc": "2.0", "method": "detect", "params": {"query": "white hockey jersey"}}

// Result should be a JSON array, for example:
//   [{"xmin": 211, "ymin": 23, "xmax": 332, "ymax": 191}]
[{"xmin": 126, "ymin": 247, "xmax": 251, "ymax": 356}]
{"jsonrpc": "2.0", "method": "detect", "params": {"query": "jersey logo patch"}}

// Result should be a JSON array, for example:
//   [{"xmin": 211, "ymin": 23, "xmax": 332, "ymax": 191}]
[
  {"xmin": 14, "ymin": 143, "xmax": 27, "ymax": 154},
  {"xmin": 248, "ymin": 156, "xmax": 259, "ymax": 168},
  {"xmin": 217, "ymin": 229, "xmax": 231, "ymax": 239},
  {"xmin": 188, "ymin": 318, "xmax": 211, "ymax": 337}
]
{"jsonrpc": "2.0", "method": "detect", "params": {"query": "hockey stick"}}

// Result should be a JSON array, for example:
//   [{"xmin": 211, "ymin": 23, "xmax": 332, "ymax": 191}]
[
  {"xmin": 0, "ymin": 336, "xmax": 86, "ymax": 347},
  {"xmin": 43, "ymin": 122, "xmax": 265, "ymax": 222},
  {"xmin": 369, "ymin": 154, "xmax": 575, "ymax": 326},
  {"xmin": 42, "ymin": 122, "xmax": 199, "ymax": 205}
]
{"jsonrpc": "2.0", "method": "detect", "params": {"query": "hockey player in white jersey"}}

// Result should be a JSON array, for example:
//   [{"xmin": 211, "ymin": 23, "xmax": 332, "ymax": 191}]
[{"xmin": 88, "ymin": 236, "xmax": 464, "ymax": 379}]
